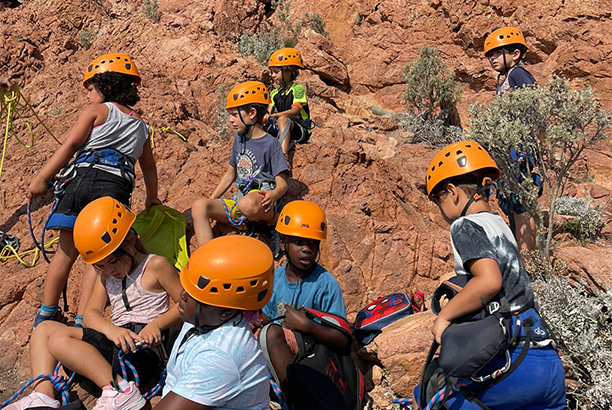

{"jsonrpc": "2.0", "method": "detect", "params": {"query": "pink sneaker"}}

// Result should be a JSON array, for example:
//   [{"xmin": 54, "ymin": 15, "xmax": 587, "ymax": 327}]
[
  {"xmin": 3, "ymin": 391, "xmax": 60, "ymax": 410},
  {"xmin": 92, "ymin": 382, "xmax": 145, "ymax": 410}
]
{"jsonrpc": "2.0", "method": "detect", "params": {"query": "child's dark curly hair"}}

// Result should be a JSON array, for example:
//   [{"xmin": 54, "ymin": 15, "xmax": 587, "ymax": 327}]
[{"xmin": 85, "ymin": 72, "xmax": 140, "ymax": 106}]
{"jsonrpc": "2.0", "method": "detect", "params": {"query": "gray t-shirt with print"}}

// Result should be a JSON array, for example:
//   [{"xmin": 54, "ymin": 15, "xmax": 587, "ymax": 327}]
[{"xmin": 229, "ymin": 133, "xmax": 288, "ymax": 183}]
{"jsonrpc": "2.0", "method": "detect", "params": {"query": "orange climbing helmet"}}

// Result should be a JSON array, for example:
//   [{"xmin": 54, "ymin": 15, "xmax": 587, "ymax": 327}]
[
  {"xmin": 180, "ymin": 235, "xmax": 274, "ymax": 310},
  {"xmin": 73, "ymin": 196, "xmax": 136, "ymax": 264},
  {"xmin": 425, "ymin": 141, "xmax": 500, "ymax": 199},
  {"xmin": 268, "ymin": 48, "xmax": 305, "ymax": 68},
  {"xmin": 276, "ymin": 200, "xmax": 327, "ymax": 240},
  {"xmin": 484, "ymin": 27, "xmax": 528, "ymax": 56},
  {"xmin": 83, "ymin": 53, "xmax": 141, "ymax": 88},
  {"xmin": 225, "ymin": 81, "xmax": 271, "ymax": 109}
]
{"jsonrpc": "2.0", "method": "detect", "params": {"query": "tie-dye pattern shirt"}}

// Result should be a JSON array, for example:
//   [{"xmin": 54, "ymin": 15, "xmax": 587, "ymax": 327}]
[{"xmin": 449, "ymin": 212, "xmax": 535, "ymax": 312}]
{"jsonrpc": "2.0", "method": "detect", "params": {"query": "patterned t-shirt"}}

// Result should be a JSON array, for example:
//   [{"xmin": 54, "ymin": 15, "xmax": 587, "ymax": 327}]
[
  {"xmin": 497, "ymin": 65, "xmax": 535, "ymax": 95},
  {"xmin": 163, "ymin": 317, "xmax": 269, "ymax": 409},
  {"xmin": 228, "ymin": 133, "xmax": 288, "ymax": 183},
  {"xmin": 449, "ymin": 212, "xmax": 535, "ymax": 312},
  {"xmin": 270, "ymin": 83, "xmax": 310, "ymax": 122}
]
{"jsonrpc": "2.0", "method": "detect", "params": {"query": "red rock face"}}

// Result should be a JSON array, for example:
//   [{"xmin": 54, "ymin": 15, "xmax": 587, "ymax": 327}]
[{"xmin": 1, "ymin": 0, "xmax": 611, "ymax": 405}]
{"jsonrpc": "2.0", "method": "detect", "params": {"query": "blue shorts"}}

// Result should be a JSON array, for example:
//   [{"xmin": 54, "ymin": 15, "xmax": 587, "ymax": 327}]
[{"xmin": 415, "ymin": 347, "xmax": 566, "ymax": 410}]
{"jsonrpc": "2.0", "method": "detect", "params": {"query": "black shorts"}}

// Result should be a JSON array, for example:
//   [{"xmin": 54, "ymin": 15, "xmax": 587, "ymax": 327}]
[
  {"xmin": 82, "ymin": 327, "xmax": 164, "ymax": 384},
  {"xmin": 289, "ymin": 118, "xmax": 310, "ymax": 144},
  {"xmin": 47, "ymin": 168, "xmax": 132, "ymax": 230}
]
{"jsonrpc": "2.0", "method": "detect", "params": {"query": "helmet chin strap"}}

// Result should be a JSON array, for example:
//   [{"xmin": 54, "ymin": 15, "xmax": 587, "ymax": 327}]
[
  {"xmin": 237, "ymin": 108, "xmax": 257, "ymax": 133},
  {"xmin": 459, "ymin": 177, "xmax": 495, "ymax": 218}
]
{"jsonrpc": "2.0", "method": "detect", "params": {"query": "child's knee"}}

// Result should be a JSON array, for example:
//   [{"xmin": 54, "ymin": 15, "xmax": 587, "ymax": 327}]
[
  {"xmin": 47, "ymin": 327, "xmax": 80, "ymax": 357},
  {"xmin": 237, "ymin": 194, "xmax": 261, "ymax": 218},
  {"xmin": 192, "ymin": 197, "xmax": 212, "ymax": 216}
]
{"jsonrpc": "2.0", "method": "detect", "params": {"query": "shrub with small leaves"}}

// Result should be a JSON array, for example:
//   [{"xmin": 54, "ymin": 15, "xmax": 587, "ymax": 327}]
[
  {"xmin": 78, "ymin": 29, "xmax": 92, "ymax": 50},
  {"xmin": 142, "ymin": 0, "xmax": 159, "ymax": 22},
  {"xmin": 212, "ymin": 85, "xmax": 230, "ymax": 142},
  {"xmin": 295, "ymin": 12, "xmax": 329, "ymax": 38},
  {"xmin": 555, "ymin": 196, "xmax": 606, "ymax": 242},
  {"xmin": 238, "ymin": 28, "xmax": 285, "ymax": 65},
  {"xmin": 402, "ymin": 46, "xmax": 463, "ymax": 147}
]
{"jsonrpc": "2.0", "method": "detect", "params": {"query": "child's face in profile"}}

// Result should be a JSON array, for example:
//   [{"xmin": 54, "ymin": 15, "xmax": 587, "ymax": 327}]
[
  {"xmin": 86, "ymin": 84, "xmax": 105, "ymax": 105},
  {"xmin": 92, "ymin": 253, "xmax": 131, "ymax": 279},
  {"xmin": 270, "ymin": 67, "xmax": 289, "ymax": 85},
  {"xmin": 486, "ymin": 47, "xmax": 521, "ymax": 73},
  {"xmin": 227, "ymin": 107, "xmax": 257, "ymax": 133},
  {"xmin": 283, "ymin": 235, "xmax": 320, "ymax": 272}
]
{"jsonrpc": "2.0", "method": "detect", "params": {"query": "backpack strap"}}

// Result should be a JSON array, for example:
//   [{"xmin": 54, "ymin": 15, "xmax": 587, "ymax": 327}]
[{"xmin": 259, "ymin": 323, "xmax": 285, "ymax": 397}]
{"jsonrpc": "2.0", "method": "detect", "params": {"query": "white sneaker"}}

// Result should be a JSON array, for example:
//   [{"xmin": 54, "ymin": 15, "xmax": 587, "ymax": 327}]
[
  {"xmin": 3, "ymin": 391, "xmax": 60, "ymax": 410},
  {"xmin": 92, "ymin": 382, "xmax": 146, "ymax": 410}
]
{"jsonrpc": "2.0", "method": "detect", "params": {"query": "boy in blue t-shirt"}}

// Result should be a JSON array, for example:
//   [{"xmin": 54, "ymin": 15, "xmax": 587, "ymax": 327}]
[
  {"xmin": 484, "ymin": 26, "xmax": 540, "ymax": 252},
  {"xmin": 261, "ymin": 200, "xmax": 348, "ymax": 385}
]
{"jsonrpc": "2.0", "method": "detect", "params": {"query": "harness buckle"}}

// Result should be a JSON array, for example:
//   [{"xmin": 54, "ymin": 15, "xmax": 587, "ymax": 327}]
[{"xmin": 487, "ymin": 301, "xmax": 500, "ymax": 315}]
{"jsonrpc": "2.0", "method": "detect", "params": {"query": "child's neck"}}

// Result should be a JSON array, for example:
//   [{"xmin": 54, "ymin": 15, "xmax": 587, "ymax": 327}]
[
  {"xmin": 462, "ymin": 199, "xmax": 491, "ymax": 216},
  {"xmin": 245, "ymin": 125, "xmax": 267, "ymax": 140},
  {"xmin": 285, "ymin": 262, "xmax": 315, "ymax": 283}
]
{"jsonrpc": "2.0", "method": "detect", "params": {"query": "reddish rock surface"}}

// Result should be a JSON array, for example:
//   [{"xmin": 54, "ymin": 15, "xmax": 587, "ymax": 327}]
[{"xmin": 1, "ymin": 0, "xmax": 611, "ymax": 407}]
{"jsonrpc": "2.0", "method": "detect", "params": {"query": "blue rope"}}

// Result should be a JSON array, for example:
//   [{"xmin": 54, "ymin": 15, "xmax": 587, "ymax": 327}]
[
  {"xmin": 116, "ymin": 347, "xmax": 166, "ymax": 401},
  {"xmin": 393, "ymin": 397, "xmax": 413, "ymax": 409},
  {"xmin": 269, "ymin": 373, "xmax": 290, "ymax": 410},
  {"xmin": 221, "ymin": 176, "xmax": 256, "ymax": 227},
  {"xmin": 26, "ymin": 185, "xmax": 64, "ymax": 264},
  {"xmin": 0, "ymin": 363, "xmax": 73, "ymax": 408}
]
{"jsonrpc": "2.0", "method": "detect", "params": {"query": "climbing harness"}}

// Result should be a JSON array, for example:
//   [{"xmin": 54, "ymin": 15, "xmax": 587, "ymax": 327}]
[
  {"xmin": 26, "ymin": 184, "xmax": 64, "ymax": 264},
  {"xmin": 1, "ymin": 84, "xmax": 60, "ymax": 181},
  {"xmin": 221, "ymin": 176, "xmax": 257, "ymax": 227},
  {"xmin": 0, "ymin": 231, "xmax": 19, "ymax": 257},
  {"xmin": 0, "ymin": 362, "xmax": 75, "ymax": 409}
]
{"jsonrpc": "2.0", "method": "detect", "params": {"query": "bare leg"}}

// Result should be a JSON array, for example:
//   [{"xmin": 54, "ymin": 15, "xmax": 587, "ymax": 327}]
[
  {"xmin": 30, "ymin": 321, "xmax": 69, "ymax": 397},
  {"xmin": 515, "ymin": 212, "xmax": 537, "ymax": 254},
  {"xmin": 42, "ymin": 230, "xmax": 79, "ymax": 308},
  {"xmin": 76, "ymin": 265, "xmax": 97, "ymax": 317},
  {"xmin": 47, "ymin": 327, "xmax": 116, "ymax": 388},
  {"xmin": 192, "ymin": 198, "xmax": 232, "ymax": 245},
  {"xmin": 265, "ymin": 324, "xmax": 295, "ymax": 384},
  {"xmin": 276, "ymin": 116, "xmax": 294, "ymax": 156},
  {"xmin": 238, "ymin": 192, "xmax": 277, "ymax": 224}
]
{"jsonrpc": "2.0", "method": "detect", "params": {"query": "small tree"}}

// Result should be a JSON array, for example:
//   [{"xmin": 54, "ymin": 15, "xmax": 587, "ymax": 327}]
[
  {"xmin": 467, "ymin": 77, "xmax": 611, "ymax": 259},
  {"xmin": 402, "ymin": 46, "xmax": 463, "ymax": 146}
]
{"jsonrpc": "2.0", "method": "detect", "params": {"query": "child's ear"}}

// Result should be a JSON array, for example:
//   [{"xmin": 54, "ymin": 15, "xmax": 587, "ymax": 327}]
[{"xmin": 512, "ymin": 48, "xmax": 522, "ymax": 62}]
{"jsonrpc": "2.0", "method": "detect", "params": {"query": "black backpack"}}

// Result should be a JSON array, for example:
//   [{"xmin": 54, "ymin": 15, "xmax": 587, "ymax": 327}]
[{"xmin": 263, "ymin": 308, "xmax": 365, "ymax": 410}]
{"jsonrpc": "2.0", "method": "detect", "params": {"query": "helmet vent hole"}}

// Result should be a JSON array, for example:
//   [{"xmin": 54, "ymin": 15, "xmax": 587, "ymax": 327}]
[
  {"xmin": 321, "ymin": 222, "xmax": 326, "ymax": 231},
  {"xmin": 465, "ymin": 144, "xmax": 472, "ymax": 148},
  {"xmin": 445, "ymin": 152, "xmax": 450, "ymax": 157},
  {"xmin": 438, "ymin": 161, "xmax": 443, "ymax": 167},
  {"xmin": 456, "ymin": 150, "xmax": 463, "ymax": 155},
  {"xmin": 250, "ymin": 280, "xmax": 258, "ymax": 287},
  {"xmin": 236, "ymin": 286, "xmax": 245, "ymax": 293},
  {"xmin": 101, "ymin": 60, "xmax": 106, "ymax": 64},
  {"xmin": 113, "ymin": 218, "xmax": 118, "ymax": 224},
  {"xmin": 257, "ymin": 289, "xmax": 268, "ymax": 302},
  {"xmin": 112, "ymin": 228, "xmax": 118, "ymax": 234},
  {"xmin": 125, "ymin": 63, "xmax": 131, "ymax": 70},
  {"xmin": 109, "ymin": 59, "xmax": 114, "ymax": 63},
  {"xmin": 477, "ymin": 146, "xmax": 483, "ymax": 150},
  {"xmin": 427, "ymin": 175, "xmax": 431, "ymax": 180},
  {"xmin": 284, "ymin": 215, "xmax": 291, "ymax": 225},
  {"xmin": 431, "ymin": 166, "xmax": 435, "ymax": 172},
  {"xmin": 223, "ymin": 283, "xmax": 231, "ymax": 290},
  {"xmin": 101, "ymin": 232, "xmax": 112, "ymax": 244},
  {"xmin": 264, "ymin": 93, "xmax": 269, "ymax": 100},
  {"xmin": 117, "ymin": 212, "xmax": 123, "ymax": 218},
  {"xmin": 210, "ymin": 287, "xmax": 218, "ymax": 293},
  {"xmin": 197, "ymin": 276, "xmax": 210, "ymax": 289}
]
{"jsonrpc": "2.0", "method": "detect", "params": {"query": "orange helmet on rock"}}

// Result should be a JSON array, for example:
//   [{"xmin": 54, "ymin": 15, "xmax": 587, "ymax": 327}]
[
  {"xmin": 180, "ymin": 236, "xmax": 274, "ymax": 310},
  {"xmin": 276, "ymin": 200, "xmax": 327, "ymax": 241},
  {"xmin": 73, "ymin": 196, "xmax": 136, "ymax": 264},
  {"xmin": 484, "ymin": 27, "xmax": 527, "ymax": 56},
  {"xmin": 425, "ymin": 141, "xmax": 500, "ymax": 199},
  {"xmin": 225, "ymin": 81, "xmax": 271, "ymax": 109},
  {"xmin": 83, "ymin": 53, "xmax": 140, "ymax": 88},
  {"xmin": 268, "ymin": 48, "xmax": 304, "ymax": 68}
]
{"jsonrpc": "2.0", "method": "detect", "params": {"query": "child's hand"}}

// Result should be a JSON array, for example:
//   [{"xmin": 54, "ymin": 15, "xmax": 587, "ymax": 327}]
[
  {"xmin": 260, "ymin": 190, "xmax": 277, "ymax": 212},
  {"xmin": 106, "ymin": 326, "xmax": 143, "ymax": 353},
  {"xmin": 145, "ymin": 196, "xmax": 162, "ymax": 211},
  {"xmin": 27, "ymin": 177, "xmax": 49, "ymax": 200},
  {"xmin": 138, "ymin": 322, "xmax": 162, "ymax": 347},
  {"xmin": 432, "ymin": 316, "xmax": 452, "ymax": 344},
  {"xmin": 263, "ymin": 113, "xmax": 270, "ymax": 125},
  {"xmin": 283, "ymin": 305, "xmax": 310, "ymax": 333}
]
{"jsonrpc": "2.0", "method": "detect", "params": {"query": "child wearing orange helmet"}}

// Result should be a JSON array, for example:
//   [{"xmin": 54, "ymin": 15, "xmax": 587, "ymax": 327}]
[
  {"xmin": 158, "ymin": 235, "xmax": 272, "ymax": 410},
  {"xmin": 484, "ymin": 26, "xmax": 535, "ymax": 94},
  {"xmin": 260, "ymin": 201, "xmax": 348, "ymax": 388},
  {"xmin": 413, "ymin": 142, "xmax": 565, "ymax": 410},
  {"xmin": 5, "ymin": 197, "xmax": 181, "ymax": 410},
  {"xmin": 265, "ymin": 48, "xmax": 312, "ymax": 159},
  {"xmin": 29, "ymin": 53, "xmax": 160, "ymax": 328},
  {"xmin": 191, "ymin": 81, "xmax": 288, "ymax": 245}
]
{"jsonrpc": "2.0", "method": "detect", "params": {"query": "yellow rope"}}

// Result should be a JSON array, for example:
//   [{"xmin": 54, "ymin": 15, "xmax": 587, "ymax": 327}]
[
  {"xmin": 0, "ymin": 237, "xmax": 59, "ymax": 268},
  {"xmin": 149, "ymin": 125, "xmax": 187, "ymax": 149}
]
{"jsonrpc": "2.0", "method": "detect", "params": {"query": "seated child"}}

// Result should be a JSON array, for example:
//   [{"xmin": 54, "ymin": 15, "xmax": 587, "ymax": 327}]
[
  {"xmin": 155, "ymin": 235, "xmax": 273, "ymax": 410},
  {"xmin": 484, "ymin": 26, "xmax": 540, "ymax": 252},
  {"xmin": 5, "ymin": 196, "xmax": 182, "ymax": 410},
  {"xmin": 266, "ymin": 48, "xmax": 312, "ymax": 159},
  {"xmin": 261, "ymin": 200, "xmax": 348, "ymax": 386},
  {"xmin": 416, "ymin": 141, "xmax": 565, "ymax": 409},
  {"xmin": 191, "ymin": 81, "xmax": 288, "ymax": 245}
]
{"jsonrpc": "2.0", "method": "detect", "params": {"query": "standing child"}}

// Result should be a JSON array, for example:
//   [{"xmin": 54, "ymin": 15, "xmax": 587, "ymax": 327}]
[
  {"xmin": 416, "ymin": 141, "xmax": 565, "ymax": 409},
  {"xmin": 266, "ymin": 48, "xmax": 312, "ymax": 161},
  {"xmin": 155, "ymin": 235, "xmax": 272, "ymax": 410},
  {"xmin": 484, "ymin": 26, "xmax": 540, "ymax": 251},
  {"xmin": 28, "ymin": 53, "xmax": 160, "ymax": 327},
  {"xmin": 5, "ymin": 197, "xmax": 182, "ymax": 410},
  {"xmin": 191, "ymin": 81, "xmax": 288, "ymax": 245},
  {"xmin": 261, "ymin": 200, "xmax": 348, "ymax": 387}
]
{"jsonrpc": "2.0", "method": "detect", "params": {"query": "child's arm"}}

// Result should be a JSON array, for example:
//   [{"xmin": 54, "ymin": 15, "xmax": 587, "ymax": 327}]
[
  {"xmin": 139, "ymin": 134, "xmax": 161, "ymax": 210},
  {"xmin": 153, "ymin": 393, "xmax": 213, "ymax": 410},
  {"xmin": 138, "ymin": 256, "xmax": 183, "ymax": 346},
  {"xmin": 83, "ymin": 274, "xmax": 144, "ymax": 353},
  {"xmin": 28, "ymin": 105, "xmax": 104, "ymax": 199},
  {"xmin": 209, "ymin": 165, "xmax": 237, "ymax": 199},
  {"xmin": 432, "ymin": 258, "xmax": 503, "ymax": 343},
  {"xmin": 271, "ymin": 105, "xmax": 301, "ymax": 119},
  {"xmin": 260, "ymin": 172, "xmax": 288, "ymax": 212},
  {"xmin": 284, "ymin": 305, "xmax": 350, "ymax": 349}
]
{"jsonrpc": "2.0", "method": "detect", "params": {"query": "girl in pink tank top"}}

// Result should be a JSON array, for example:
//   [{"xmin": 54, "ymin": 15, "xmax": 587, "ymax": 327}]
[{"xmin": 6, "ymin": 198, "xmax": 182, "ymax": 410}]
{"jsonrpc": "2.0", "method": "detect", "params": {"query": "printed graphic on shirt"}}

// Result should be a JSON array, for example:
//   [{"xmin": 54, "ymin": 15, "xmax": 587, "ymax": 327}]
[{"xmin": 236, "ymin": 149, "xmax": 262, "ymax": 180}]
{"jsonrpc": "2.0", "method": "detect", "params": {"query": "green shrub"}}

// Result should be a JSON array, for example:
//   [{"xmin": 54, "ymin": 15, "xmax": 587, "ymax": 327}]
[
  {"xmin": 78, "ymin": 29, "xmax": 92, "ymax": 50},
  {"xmin": 401, "ymin": 46, "xmax": 463, "ymax": 146},
  {"xmin": 238, "ymin": 28, "xmax": 285, "ymax": 64},
  {"xmin": 295, "ymin": 12, "xmax": 329, "ymax": 38},
  {"xmin": 467, "ymin": 77, "xmax": 611, "ymax": 258},
  {"xmin": 555, "ymin": 196, "xmax": 606, "ymax": 242},
  {"xmin": 212, "ymin": 85, "xmax": 230, "ymax": 142},
  {"xmin": 142, "ymin": 0, "xmax": 159, "ymax": 22}
]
